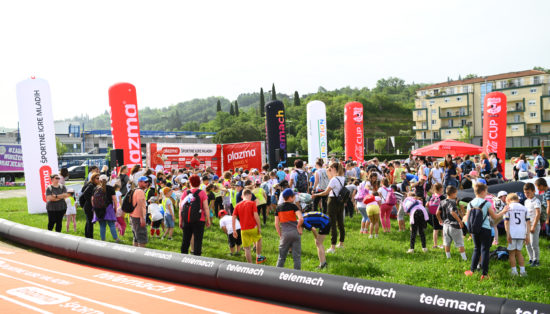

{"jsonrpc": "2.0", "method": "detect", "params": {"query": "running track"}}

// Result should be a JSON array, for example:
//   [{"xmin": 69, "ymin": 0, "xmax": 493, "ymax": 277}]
[{"xmin": 0, "ymin": 242, "xmax": 314, "ymax": 314}]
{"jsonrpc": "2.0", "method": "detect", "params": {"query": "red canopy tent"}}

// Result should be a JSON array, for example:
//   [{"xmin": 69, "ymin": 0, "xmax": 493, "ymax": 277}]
[{"xmin": 411, "ymin": 139, "xmax": 483, "ymax": 157}]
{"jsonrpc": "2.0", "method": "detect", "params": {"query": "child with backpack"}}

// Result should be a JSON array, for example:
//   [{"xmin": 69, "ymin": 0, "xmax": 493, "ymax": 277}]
[
  {"xmin": 427, "ymin": 183, "xmax": 445, "ymax": 249},
  {"xmin": 403, "ymin": 192, "xmax": 429, "ymax": 253},
  {"xmin": 504, "ymin": 193, "xmax": 531, "ymax": 276},
  {"xmin": 378, "ymin": 179, "xmax": 396, "ymax": 232},
  {"xmin": 464, "ymin": 183, "xmax": 508, "ymax": 279},
  {"xmin": 436, "ymin": 186, "xmax": 467, "ymax": 261}
]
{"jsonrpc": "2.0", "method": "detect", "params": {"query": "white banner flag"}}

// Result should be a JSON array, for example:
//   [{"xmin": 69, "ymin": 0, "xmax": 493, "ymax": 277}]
[
  {"xmin": 306, "ymin": 101, "xmax": 328, "ymax": 165},
  {"xmin": 16, "ymin": 77, "xmax": 59, "ymax": 214}
]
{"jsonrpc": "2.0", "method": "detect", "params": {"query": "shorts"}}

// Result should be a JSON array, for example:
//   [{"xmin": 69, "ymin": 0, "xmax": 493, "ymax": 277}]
[
  {"xmin": 131, "ymin": 217, "xmax": 148, "ymax": 244},
  {"xmin": 367, "ymin": 204, "xmax": 380, "ymax": 216},
  {"xmin": 428, "ymin": 213, "xmax": 443, "ymax": 230},
  {"xmin": 271, "ymin": 195, "xmax": 277, "ymax": 205},
  {"xmin": 227, "ymin": 229, "xmax": 242, "ymax": 248},
  {"xmin": 241, "ymin": 227, "xmax": 262, "ymax": 248},
  {"xmin": 397, "ymin": 206, "xmax": 405, "ymax": 221},
  {"xmin": 443, "ymin": 224, "xmax": 464, "ymax": 248},
  {"xmin": 164, "ymin": 214, "xmax": 175, "ymax": 228},
  {"xmin": 266, "ymin": 195, "xmax": 271, "ymax": 206},
  {"xmin": 507, "ymin": 239, "xmax": 524, "ymax": 251},
  {"xmin": 317, "ymin": 225, "xmax": 331, "ymax": 235},
  {"xmin": 152, "ymin": 219, "xmax": 163, "ymax": 229}
]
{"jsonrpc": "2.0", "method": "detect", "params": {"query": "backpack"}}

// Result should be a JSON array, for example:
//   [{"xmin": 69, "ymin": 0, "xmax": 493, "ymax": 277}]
[
  {"xmin": 121, "ymin": 189, "xmax": 136, "ymax": 213},
  {"xmin": 467, "ymin": 200, "xmax": 488, "ymax": 235},
  {"xmin": 181, "ymin": 189, "xmax": 202, "ymax": 224},
  {"xmin": 336, "ymin": 178, "xmax": 351, "ymax": 203},
  {"xmin": 543, "ymin": 157, "xmax": 550, "ymax": 170},
  {"xmin": 78, "ymin": 182, "xmax": 90, "ymax": 207},
  {"xmin": 538, "ymin": 194, "xmax": 548, "ymax": 223},
  {"xmin": 92, "ymin": 186, "xmax": 107, "ymax": 209},
  {"xmin": 383, "ymin": 187, "xmax": 397, "ymax": 206},
  {"xmin": 295, "ymin": 170, "xmax": 308, "ymax": 193},
  {"xmin": 355, "ymin": 182, "xmax": 368, "ymax": 201},
  {"xmin": 462, "ymin": 160, "xmax": 474, "ymax": 175},
  {"xmin": 427, "ymin": 194, "xmax": 441, "ymax": 215}
]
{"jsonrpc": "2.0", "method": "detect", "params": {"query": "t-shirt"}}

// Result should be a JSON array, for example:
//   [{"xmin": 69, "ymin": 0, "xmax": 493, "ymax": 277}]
[
  {"xmin": 233, "ymin": 200, "xmax": 258, "ymax": 230},
  {"xmin": 430, "ymin": 168, "xmax": 443, "ymax": 184},
  {"xmin": 276, "ymin": 170, "xmax": 286, "ymax": 182},
  {"xmin": 46, "ymin": 185, "xmax": 67, "ymax": 212},
  {"xmin": 220, "ymin": 215, "xmax": 241, "ymax": 234},
  {"xmin": 440, "ymin": 198, "xmax": 460, "ymax": 228},
  {"xmin": 524, "ymin": 197, "xmax": 541, "ymax": 224},
  {"xmin": 148, "ymin": 203, "xmax": 163, "ymax": 221},
  {"xmin": 444, "ymin": 163, "xmax": 457, "ymax": 181},
  {"xmin": 276, "ymin": 202, "xmax": 299, "ymax": 227},
  {"xmin": 190, "ymin": 158, "xmax": 201, "ymax": 169},
  {"xmin": 327, "ymin": 176, "xmax": 346, "ymax": 197},
  {"xmin": 467, "ymin": 197, "xmax": 493, "ymax": 231},
  {"xmin": 394, "ymin": 168, "xmax": 404, "ymax": 183},
  {"xmin": 505, "ymin": 202, "xmax": 530, "ymax": 239}
]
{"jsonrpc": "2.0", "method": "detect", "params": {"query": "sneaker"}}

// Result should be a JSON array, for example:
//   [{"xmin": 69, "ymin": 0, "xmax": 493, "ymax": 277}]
[
  {"xmin": 407, "ymin": 249, "xmax": 414, "ymax": 254},
  {"xmin": 510, "ymin": 270, "xmax": 518, "ymax": 276},
  {"xmin": 422, "ymin": 248, "xmax": 428, "ymax": 253},
  {"xmin": 326, "ymin": 248, "xmax": 336, "ymax": 254},
  {"xmin": 464, "ymin": 270, "xmax": 474, "ymax": 276},
  {"xmin": 256, "ymin": 255, "xmax": 266, "ymax": 264},
  {"xmin": 374, "ymin": 234, "xmax": 379, "ymax": 239},
  {"xmin": 336, "ymin": 243, "xmax": 344, "ymax": 249},
  {"xmin": 317, "ymin": 262, "xmax": 328, "ymax": 269},
  {"xmin": 520, "ymin": 272, "xmax": 527, "ymax": 277},
  {"xmin": 368, "ymin": 235, "xmax": 373, "ymax": 239},
  {"xmin": 535, "ymin": 260, "xmax": 541, "ymax": 266},
  {"xmin": 530, "ymin": 260, "xmax": 539, "ymax": 267},
  {"xmin": 528, "ymin": 259, "xmax": 533, "ymax": 265},
  {"xmin": 480, "ymin": 275, "xmax": 490, "ymax": 281},
  {"xmin": 492, "ymin": 240, "xmax": 498, "ymax": 245},
  {"xmin": 432, "ymin": 245, "xmax": 438, "ymax": 249},
  {"xmin": 438, "ymin": 245, "xmax": 444, "ymax": 249}
]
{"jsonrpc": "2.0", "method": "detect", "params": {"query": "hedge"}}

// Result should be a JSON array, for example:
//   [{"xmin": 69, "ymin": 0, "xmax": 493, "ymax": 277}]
[
  {"xmin": 506, "ymin": 147, "xmax": 550, "ymax": 158},
  {"xmin": 285, "ymin": 154, "xmax": 409, "ymax": 165}
]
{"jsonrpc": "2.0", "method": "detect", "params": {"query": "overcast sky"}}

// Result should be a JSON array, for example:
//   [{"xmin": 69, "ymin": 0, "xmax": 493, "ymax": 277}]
[{"xmin": 0, "ymin": 0, "xmax": 548, "ymax": 128}]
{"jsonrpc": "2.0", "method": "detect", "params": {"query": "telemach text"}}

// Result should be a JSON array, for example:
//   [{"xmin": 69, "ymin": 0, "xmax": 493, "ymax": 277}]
[
  {"xmin": 342, "ymin": 282, "xmax": 396, "ymax": 298},
  {"xmin": 279, "ymin": 272, "xmax": 324, "ymax": 287},
  {"xmin": 420, "ymin": 293, "xmax": 486, "ymax": 313}
]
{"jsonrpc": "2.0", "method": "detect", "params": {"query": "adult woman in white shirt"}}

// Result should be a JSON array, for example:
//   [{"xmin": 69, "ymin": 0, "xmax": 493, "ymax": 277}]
[{"xmin": 312, "ymin": 162, "xmax": 346, "ymax": 253}]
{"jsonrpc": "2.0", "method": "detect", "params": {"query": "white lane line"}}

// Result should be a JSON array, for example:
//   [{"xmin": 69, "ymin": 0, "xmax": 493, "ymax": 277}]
[
  {"xmin": 0, "ymin": 257, "xmax": 229, "ymax": 314},
  {"xmin": 0, "ymin": 294, "xmax": 53, "ymax": 314},
  {"xmin": 0, "ymin": 272, "xmax": 138, "ymax": 314}
]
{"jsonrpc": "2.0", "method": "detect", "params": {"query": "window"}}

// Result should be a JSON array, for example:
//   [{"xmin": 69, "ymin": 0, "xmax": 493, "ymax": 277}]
[
  {"xmin": 450, "ymin": 87, "xmax": 455, "ymax": 94},
  {"xmin": 422, "ymin": 132, "xmax": 427, "ymax": 139},
  {"xmin": 430, "ymin": 100, "xmax": 435, "ymax": 105},
  {"xmin": 445, "ymin": 130, "xmax": 452, "ymax": 135},
  {"xmin": 530, "ymin": 112, "xmax": 537, "ymax": 118},
  {"xmin": 533, "ymin": 76, "xmax": 540, "ymax": 84},
  {"xmin": 421, "ymin": 91, "xmax": 426, "ymax": 96},
  {"xmin": 417, "ymin": 111, "xmax": 422, "ymax": 117},
  {"xmin": 530, "ymin": 88, "xmax": 537, "ymax": 93},
  {"xmin": 461, "ymin": 119, "xmax": 466, "ymax": 126},
  {"xmin": 456, "ymin": 96, "xmax": 462, "ymax": 101},
  {"xmin": 459, "ymin": 108, "xmax": 466, "ymax": 115},
  {"xmin": 500, "ymin": 81, "xmax": 507, "ymax": 89},
  {"xmin": 434, "ymin": 132, "xmax": 439, "ymax": 139},
  {"xmin": 422, "ymin": 122, "xmax": 427, "ymax": 128},
  {"xmin": 431, "ymin": 109, "xmax": 436, "ymax": 114},
  {"xmin": 444, "ymin": 98, "xmax": 449, "ymax": 103},
  {"xmin": 511, "ymin": 90, "xmax": 518, "ymax": 95},
  {"xmin": 432, "ymin": 120, "xmax": 436, "ymax": 125},
  {"xmin": 448, "ymin": 120, "xmax": 454, "ymax": 127},
  {"xmin": 529, "ymin": 100, "xmax": 536, "ymax": 106},
  {"xmin": 514, "ymin": 114, "xmax": 521, "ymax": 122},
  {"xmin": 433, "ymin": 89, "xmax": 439, "ymax": 95},
  {"xmin": 511, "ymin": 125, "xmax": 519, "ymax": 131}
]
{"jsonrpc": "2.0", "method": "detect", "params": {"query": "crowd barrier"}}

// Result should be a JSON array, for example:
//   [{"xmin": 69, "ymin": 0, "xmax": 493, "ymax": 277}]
[{"xmin": 0, "ymin": 219, "xmax": 548, "ymax": 313}]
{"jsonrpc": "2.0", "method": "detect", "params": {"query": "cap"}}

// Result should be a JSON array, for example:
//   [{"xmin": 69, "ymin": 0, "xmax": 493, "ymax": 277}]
[
  {"xmin": 218, "ymin": 210, "xmax": 227, "ymax": 218},
  {"xmin": 138, "ymin": 176, "xmax": 150, "ymax": 183},
  {"xmin": 213, "ymin": 175, "xmax": 219, "ymax": 181},
  {"xmin": 149, "ymin": 196, "xmax": 158, "ymax": 203},
  {"xmin": 67, "ymin": 188, "xmax": 75, "ymax": 193},
  {"xmin": 282, "ymin": 188, "xmax": 295, "ymax": 199},
  {"xmin": 497, "ymin": 191, "xmax": 508, "ymax": 197},
  {"xmin": 99, "ymin": 174, "xmax": 109, "ymax": 181}
]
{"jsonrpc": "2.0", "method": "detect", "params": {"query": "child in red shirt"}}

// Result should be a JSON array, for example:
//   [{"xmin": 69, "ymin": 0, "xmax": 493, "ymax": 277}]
[{"xmin": 233, "ymin": 189, "xmax": 266, "ymax": 264}]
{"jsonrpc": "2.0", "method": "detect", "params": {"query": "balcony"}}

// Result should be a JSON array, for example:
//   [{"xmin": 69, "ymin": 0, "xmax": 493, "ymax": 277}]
[
  {"xmin": 507, "ymin": 123, "xmax": 525, "ymax": 137},
  {"xmin": 507, "ymin": 103, "xmax": 525, "ymax": 113},
  {"xmin": 439, "ymin": 107, "xmax": 469, "ymax": 118}
]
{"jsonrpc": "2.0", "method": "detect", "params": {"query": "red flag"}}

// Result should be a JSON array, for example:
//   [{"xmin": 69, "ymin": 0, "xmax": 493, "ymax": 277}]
[
  {"xmin": 344, "ymin": 102, "xmax": 364, "ymax": 162},
  {"xmin": 482, "ymin": 92, "xmax": 507, "ymax": 176}
]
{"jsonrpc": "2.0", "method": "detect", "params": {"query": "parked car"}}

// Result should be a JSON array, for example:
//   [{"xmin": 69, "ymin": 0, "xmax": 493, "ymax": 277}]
[{"xmin": 68, "ymin": 165, "xmax": 86, "ymax": 179}]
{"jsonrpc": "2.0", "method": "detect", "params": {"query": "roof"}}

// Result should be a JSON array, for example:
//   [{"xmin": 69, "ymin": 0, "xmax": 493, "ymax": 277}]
[{"xmin": 418, "ymin": 70, "xmax": 547, "ymax": 91}]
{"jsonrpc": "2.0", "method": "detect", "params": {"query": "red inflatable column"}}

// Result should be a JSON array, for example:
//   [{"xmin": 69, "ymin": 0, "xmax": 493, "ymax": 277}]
[
  {"xmin": 482, "ymin": 92, "xmax": 507, "ymax": 177},
  {"xmin": 344, "ymin": 102, "xmax": 364, "ymax": 163}
]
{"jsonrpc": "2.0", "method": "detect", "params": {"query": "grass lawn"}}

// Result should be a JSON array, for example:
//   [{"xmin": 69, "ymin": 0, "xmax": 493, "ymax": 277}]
[
  {"xmin": 0, "ymin": 186, "xmax": 26, "ymax": 191},
  {"xmin": 0, "ymin": 197, "xmax": 549, "ymax": 304}
]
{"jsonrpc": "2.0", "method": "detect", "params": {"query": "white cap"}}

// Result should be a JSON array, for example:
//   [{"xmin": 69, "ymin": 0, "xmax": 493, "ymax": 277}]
[
  {"xmin": 99, "ymin": 174, "xmax": 108, "ymax": 181},
  {"xmin": 497, "ymin": 191, "xmax": 508, "ymax": 197}
]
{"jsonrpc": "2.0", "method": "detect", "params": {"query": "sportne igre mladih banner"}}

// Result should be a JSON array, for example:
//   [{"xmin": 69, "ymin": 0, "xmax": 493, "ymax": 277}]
[{"xmin": 16, "ymin": 77, "xmax": 59, "ymax": 214}]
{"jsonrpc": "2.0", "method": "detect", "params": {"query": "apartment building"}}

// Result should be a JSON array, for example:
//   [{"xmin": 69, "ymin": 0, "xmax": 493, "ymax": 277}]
[{"xmin": 413, "ymin": 70, "xmax": 550, "ymax": 148}]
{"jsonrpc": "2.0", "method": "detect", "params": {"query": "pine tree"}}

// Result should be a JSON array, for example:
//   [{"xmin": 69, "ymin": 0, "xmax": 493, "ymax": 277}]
[
  {"xmin": 271, "ymin": 83, "xmax": 277, "ymax": 100},
  {"xmin": 216, "ymin": 99, "xmax": 221, "ymax": 112},
  {"xmin": 259, "ymin": 88, "xmax": 265, "ymax": 117},
  {"xmin": 230, "ymin": 103, "xmax": 235, "ymax": 115},
  {"xmin": 235, "ymin": 100, "xmax": 240, "ymax": 116},
  {"xmin": 294, "ymin": 91, "xmax": 301, "ymax": 106}
]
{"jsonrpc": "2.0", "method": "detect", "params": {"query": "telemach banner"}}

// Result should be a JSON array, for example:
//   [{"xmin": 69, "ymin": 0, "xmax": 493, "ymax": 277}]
[
  {"xmin": 265, "ymin": 100, "xmax": 287, "ymax": 169},
  {"xmin": 108, "ymin": 83, "xmax": 142, "ymax": 168},
  {"xmin": 306, "ymin": 101, "xmax": 328, "ymax": 165},
  {"xmin": 344, "ymin": 102, "xmax": 364, "ymax": 163},
  {"xmin": 482, "ymin": 92, "xmax": 507, "ymax": 177},
  {"xmin": 16, "ymin": 77, "xmax": 59, "ymax": 214}
]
